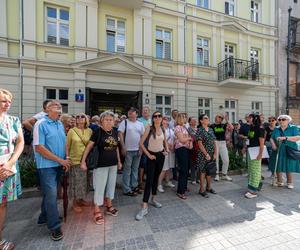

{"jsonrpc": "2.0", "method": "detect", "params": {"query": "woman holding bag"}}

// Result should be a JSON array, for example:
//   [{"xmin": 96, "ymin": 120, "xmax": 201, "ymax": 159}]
[
  {"xmin": 196, "ymin": 114, "xmax": 217, "ymax": 198},
  {"xmin": 269, "ymin": 115, "xmax": 300, "ymax": 189},
  {"xmin": 81, "ymin": 111, "xmax": 122, "ymax": 225},
  {"xmin": 66, "ymin": 113, "xmax": 92, "ymax": 213},
  {"xmin": 0, "ymin": 89, "xmax": 24, "ymax": 249}
]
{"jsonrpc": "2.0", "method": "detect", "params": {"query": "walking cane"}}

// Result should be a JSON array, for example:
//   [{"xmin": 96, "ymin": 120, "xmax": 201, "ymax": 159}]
[
  {"xmin": 271, "ymin": 141, "xmax": 282, "ymax": 186},
  {"xmin": 62, "ymin": 170, "xmax": 69, "ymax": 222}
]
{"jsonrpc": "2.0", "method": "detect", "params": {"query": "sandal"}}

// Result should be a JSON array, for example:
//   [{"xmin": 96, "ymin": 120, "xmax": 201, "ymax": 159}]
[
  {"xmin": 93, "ymin": 211, "xmax": 104, "ymax": 225},
  {"xmin": 0, "ymin": 239, "xmax": 14, "ymax": 250},
  {"xmin": 106, "ymin": 206, "xmax": 119, "ymax": 217},
  {"xmin": 176, "ymin": 193, "xmax": 187, "ymax": 200}
]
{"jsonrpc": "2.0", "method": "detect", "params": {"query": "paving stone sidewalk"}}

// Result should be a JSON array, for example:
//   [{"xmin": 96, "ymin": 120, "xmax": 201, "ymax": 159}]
[{"xmin": 4, "ymin": 167, "xmax": 300, "ymax": 250}]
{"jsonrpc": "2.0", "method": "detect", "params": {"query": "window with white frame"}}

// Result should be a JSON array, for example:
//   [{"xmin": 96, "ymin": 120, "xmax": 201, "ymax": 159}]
[
  {"xmin": 46, "ymin": 6, "xmax": 69, "ymax": 46},
  {"xmin": 45, "ymin": 88, "xmax": 69, "ymax": 113},
  {"xmin": 198, "ymin": 98, "xmax": 212, "ymax": 119},
  {"xmin": 156, "ymin": 29, "xmax": 172, "ymax": 60},
  {"xmin": 250, "ymin": 48, "xmax": 259, "ymax": 74},
  {"xmin": 196, "ymin": 0, "xmax": 209, "ymax": 8},
  {"xmin": 156, "ymin": 95, "xmax": 172, "ymax": 117},
  {"xmin": 197, "ymin": 37, "xmax": 209, "ymax": 66},
  {"xmin": 251, "ymin": 101, "xmax": 262, "ymax": 114},
  {"xmin": 225, "ymin": 0, "xmax": 235, "ymax": 16},
  {"xmin": 251, "ymin": 1, "xmax": 260, "ymax": 23},
  {"xmin": 106, "ymin": 18, "xmax": 125, "ymax": 53},
  {"xmin": 224, "ymin": 99, "xmax": 237, "ymax": 122}
]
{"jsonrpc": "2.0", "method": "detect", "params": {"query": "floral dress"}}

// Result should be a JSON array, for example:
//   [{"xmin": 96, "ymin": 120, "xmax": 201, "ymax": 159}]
[
  {"xmin": 0, "ymin": 115, "xmax": 22, "ymax": 204},
  {"xmin": 196, "ymin": 127, "xmax": 216, "ymax": 173}
]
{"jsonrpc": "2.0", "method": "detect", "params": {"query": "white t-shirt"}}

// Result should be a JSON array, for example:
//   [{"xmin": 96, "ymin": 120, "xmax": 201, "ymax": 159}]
[
  {"xmin": 33, "ymin": 111, "xmax": 47, "ymax": 121},
  {"xmin": 118, "ymin": 119, "xmax": 145, "ymax": 151}
]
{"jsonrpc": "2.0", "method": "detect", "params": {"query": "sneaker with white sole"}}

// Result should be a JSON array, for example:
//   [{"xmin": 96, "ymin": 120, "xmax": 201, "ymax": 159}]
[
  {"xmin": 157, "ymin": 185, "xmax": 165, "ymax": 193},
  {"xmin": 287, "ymin": 183, "xmax": 294, "ymax": 189},
  {"xmin": 273, "ymin": 181, "xmax": 284, "ymax": 187},
  {"xmin": 149, "ymin": 200, "xmax": 162, "ymax": 208},
  {"xmin": 221, "ymin": 175, "xmax": 232, "ymax": 181},
  {"xmin": 166, "ymin": 181, "xmax": 175, "ymax": 188},
  {"xmin": 244, "ymin": 192, "xmax": 257, "ymax": 199},
  {"xmin": 214, "ymin": 175, "xmax": 220, "ymax": 181},
  {"xmin": 135, "ymin": 208, "xmax": 148, "ymax": 221}
]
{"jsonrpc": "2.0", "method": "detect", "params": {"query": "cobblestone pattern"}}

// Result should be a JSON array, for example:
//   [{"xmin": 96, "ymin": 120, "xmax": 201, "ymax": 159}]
[{"xmin": 4, "ymin": 168, "xmax": 300, "ymax": 249}]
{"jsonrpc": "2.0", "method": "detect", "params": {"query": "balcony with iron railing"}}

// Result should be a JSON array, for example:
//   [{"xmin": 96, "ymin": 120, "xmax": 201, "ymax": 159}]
[
  {"xmin": 99, "ymin": 0, "xmax": 143, "ymax": 8},
  {"xmin": 217, "ymin": 57, "xmax": 261, "ymax": 88}
]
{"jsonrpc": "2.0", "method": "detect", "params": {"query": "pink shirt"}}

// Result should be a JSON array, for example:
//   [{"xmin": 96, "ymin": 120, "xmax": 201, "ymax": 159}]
[{"xmin": 174, "ymin": 125, "xmax": 190, "ymax": 149}]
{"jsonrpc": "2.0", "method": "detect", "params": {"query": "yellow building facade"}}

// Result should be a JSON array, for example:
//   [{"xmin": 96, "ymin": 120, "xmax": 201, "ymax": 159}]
[{"xmin": 0, "ymin": 0, "xmax": 277, "ymax": 121}]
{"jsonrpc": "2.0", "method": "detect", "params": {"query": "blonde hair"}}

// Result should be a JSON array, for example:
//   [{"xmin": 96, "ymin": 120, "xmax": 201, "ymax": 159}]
[
  {"xmin": 75, "ymin": 113, "xmax": 90, "ymax": 128},
  {"xmin": 0, "ymin": 88, "xmax": 13, "ymax": 101},
  {"xmin": 176, "ymin": 113, "xmax": 186, "ymax": 126}
]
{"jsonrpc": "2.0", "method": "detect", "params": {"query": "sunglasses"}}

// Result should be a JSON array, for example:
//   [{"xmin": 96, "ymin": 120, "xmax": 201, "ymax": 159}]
[
  {"xmin": 153, "ymin": 114, "xmax": 162, "ymax": 118},
  {"xmin": 76, "ymin": 115, "xmax": 85, "ymax": 119},
  {"xmin": 268, "ymin": 119, "xmax": 276, "ymax": 122},
  {"xmin": 217, "ymin": 116, "xmax": 224, "ymax": 119},
  {"xmin": 278, "ymin": 118, "xmax": 287, "ymax": 122}
]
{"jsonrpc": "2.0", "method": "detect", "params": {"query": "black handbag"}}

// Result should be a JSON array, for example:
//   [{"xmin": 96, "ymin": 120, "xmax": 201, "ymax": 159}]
[
  {"xmin": 206, "ymin": 161, "xmax": 217, "ymax": 176},
  {"xmin": 87, "ymin": 128, "xmax": 101, "ymax": 170},
  {"xmin": 285, "ymin": 145, "xmax": 300, "ymax": 160}
]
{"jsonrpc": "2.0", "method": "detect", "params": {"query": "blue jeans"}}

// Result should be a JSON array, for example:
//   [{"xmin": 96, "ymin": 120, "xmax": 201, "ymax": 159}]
[
  {"xmin": 38, "ymin": 167, "xmax": 62, "ymax": 231},
  {"xmin": 122, "ymin": 151, "xmax": 141, "ymax": 193}
]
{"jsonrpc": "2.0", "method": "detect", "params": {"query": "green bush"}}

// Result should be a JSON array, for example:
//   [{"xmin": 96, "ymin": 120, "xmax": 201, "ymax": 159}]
[
  {"xmin": 228, "ymin": 149, "xmax": 247, "ymax": 171},
  {"xmin": 19, "ymin": 155, "xmax": 38, "ymax": 188}
]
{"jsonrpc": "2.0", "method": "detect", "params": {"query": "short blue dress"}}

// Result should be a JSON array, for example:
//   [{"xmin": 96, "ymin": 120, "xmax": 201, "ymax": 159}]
[{"xmin": 0, "ymin": 115, "xmax": 22, "ymax": 204}]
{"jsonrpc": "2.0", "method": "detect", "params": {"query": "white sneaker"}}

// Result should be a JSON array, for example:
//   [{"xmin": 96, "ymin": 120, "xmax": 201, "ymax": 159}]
[
  {"xmin": 214, "ymin": 175, "xmax": 220, "ymax": 181},
  {"xmin": 157, "ymin": 185, "xmax": 165, "ymax": 193},
  {"xmin": 272, "ymin": 181, "xmax": 284, "ymax": 187},
  {"xmin": 135, "ymin": 208, "xmax": 148, "ymax": 221},
  {"xmin": 244, "ymin": 192, "xmax": 257, "ymax": 199},
  {"xmin": 287, "ymin": 183, "xmax": 294, "ymax": 189},
  {"xmin": 149, "ymin": 200, "xmax": 162, "ymax": 208},
  {"xmin": 166, "ymin": 181, "xmax": 175, "ymax": 188},
  {"xmin": 191, "ymin": 181, "xmax": 197, "ymax": 185},
  {"xmin": 221, "ymin": 175, "xmax": 232, "ymax": 181}
]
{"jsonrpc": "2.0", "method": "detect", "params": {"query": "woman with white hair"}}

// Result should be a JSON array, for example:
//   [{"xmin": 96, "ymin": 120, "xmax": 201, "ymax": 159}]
[
  {"xmin": 81, "ymin": 111, "xmax": 122, "ymax": 224},
  {"xmin": 269, "ymin": 115, "xmax": 300, "ymax": 189}
]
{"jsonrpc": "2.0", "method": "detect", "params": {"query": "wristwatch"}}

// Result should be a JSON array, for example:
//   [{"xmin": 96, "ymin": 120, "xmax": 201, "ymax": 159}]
[{"xmin": 285, "ymin": 136, "xmax": 288, "ymax": 141}]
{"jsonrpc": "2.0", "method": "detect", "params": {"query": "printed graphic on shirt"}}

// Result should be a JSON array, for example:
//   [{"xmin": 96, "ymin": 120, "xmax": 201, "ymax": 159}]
[{"xmin": 104, "ymin": 136, "xmax": 118, "ymax": 151}]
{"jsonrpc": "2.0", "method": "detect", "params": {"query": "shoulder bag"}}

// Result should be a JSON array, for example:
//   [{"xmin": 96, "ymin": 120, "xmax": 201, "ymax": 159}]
[
  {"xmin": 279, "ymin": 128, "xmax": 300, "ymax": 160},
  {"xmin": 87, "ymin": 128, "xmax": 102, "ymax": 170}
]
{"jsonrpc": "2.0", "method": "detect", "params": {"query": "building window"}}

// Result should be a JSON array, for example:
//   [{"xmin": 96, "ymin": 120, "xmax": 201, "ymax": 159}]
[
  {"xmin": 252, "ymin": 102, "xmax": 262, "ymax": 114},
  {"xmin": 198, "ymin": 98, "xmax": 211, "ymax": 119},
  {"xmin": 197, "ymin": 38, "xmax": 209, "ymax": 66},
  {"xmin": 156, "ymin": 29, "xmax": 172, "ymax": 60},
  {"xmin": 251, "ymin": 1, "xmax": 260, "ymax": 23},
  {"xmin": 196, "ymin": 0, "xmax": 209, "ymax": 8},
  {"xmin": 45, "ymin": 88, "xmax": 69, "ymax": 113},
  {"xmin": 106, "ymin": 18, "xmax": 126, "ymax": 53},
  {"xmin": 46, "ymin": 6, "xmax": 69, "ymax": 46},
  {"xmin": 225, "ymin": 0, "xmax": 235, "ymax": 16},
  {"xmin": 225, "ymin": 99, "xmax": 237, "ymax": 122},
  {"xmin": 250, "ymin": 48, "xmax": 259, "ymax": 75},
  {"xmin": 156, "ymin": 95, "xmax": 172, "ymax": 117}
]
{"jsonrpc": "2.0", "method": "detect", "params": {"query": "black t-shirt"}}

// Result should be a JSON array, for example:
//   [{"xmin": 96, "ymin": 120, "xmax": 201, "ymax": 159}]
[
  {"xmin": 90, "ymin": 127, "xmax": 119, "ymax": 168},
  {"xmin": 210, "ymin": 123, "xmax": 227, "ymax": 141},
  {"xmin": 239, "ymin": 123, "xmax": 250, "ymax": 137},
  {"xmin": 265, "ymin": 126, "xmax": 274, "ymax": 142},
  {"xmin": 248, "ymin": 126, "xmax": 265, "ymax": 147}
]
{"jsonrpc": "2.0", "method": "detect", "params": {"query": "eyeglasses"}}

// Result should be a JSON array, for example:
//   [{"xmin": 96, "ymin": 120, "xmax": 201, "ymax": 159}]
[
  {"xmin": 76, "ymin": 115, "xmax": 85, "ymax": 119},
  {"xmin": 268, "ymin": 119, "xmax": 276, "ymax": 122},
  {"xmin": 153, "ymin": 114, "xmax": 162, "ymax": 118},
  {"xmin": 217, "ymin": 116, "xmax": 224, "ymax": 119},
  {"xmin": 278, "ymin": 118, "xmax": 287, "ymax": 122}
]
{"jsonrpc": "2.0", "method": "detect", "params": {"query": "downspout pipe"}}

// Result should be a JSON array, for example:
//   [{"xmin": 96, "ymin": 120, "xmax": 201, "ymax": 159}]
[
  {"xmin": 19, "ymin": 0, "xmax": 24, "ymax": 120},
  {"xmin": 286, "ymin": 7, "xmax": 292, "ymax": 115}
]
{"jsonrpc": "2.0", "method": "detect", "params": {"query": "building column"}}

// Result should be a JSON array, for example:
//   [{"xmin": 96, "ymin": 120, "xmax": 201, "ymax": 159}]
[
  {"xmin": 133, "ymin": 9, "xmax": 143, "ymax": 65},
  {"xmin": 23, "ymin": 0, "xmax": 36, "ymax": 58},
  {"xmin": 143, "ymin": 7, "xmax": 153, "ymax": 70},
  {"xmin": 86, "ymin": 1, "xmax": 98, "ymax": 59},
  {"xmin": 0, "ymin": 0, "xmax": 8, "ymax": 56},
  {"xmin": 178, "ymin": 17, "xmax": 185, "ymax": 75},
  {"xmin": 73, "ymin": 70, "xmax": 87, "ymax": 114},
  {"xmin": 220, "ymin": 29, "xmax": 224, "ymax": 60},
  {"xmin": 75, "ymin": 1, "xmax": 87, "ymax": 61},
  {"xmin": 176, "ymin": 80, "xmax": 186, "ymax": 112}
]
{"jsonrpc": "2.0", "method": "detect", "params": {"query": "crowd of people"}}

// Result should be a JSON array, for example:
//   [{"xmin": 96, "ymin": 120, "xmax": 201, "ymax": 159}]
[{"xmin": 0, "ymin": 87, "xmax": 300, "ymax": 248}]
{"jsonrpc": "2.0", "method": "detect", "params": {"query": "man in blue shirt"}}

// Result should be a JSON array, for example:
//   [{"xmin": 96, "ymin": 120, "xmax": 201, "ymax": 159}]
[{"xmin": 33, "ymin": 100, "xmax": 71, "ymax": 241}]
